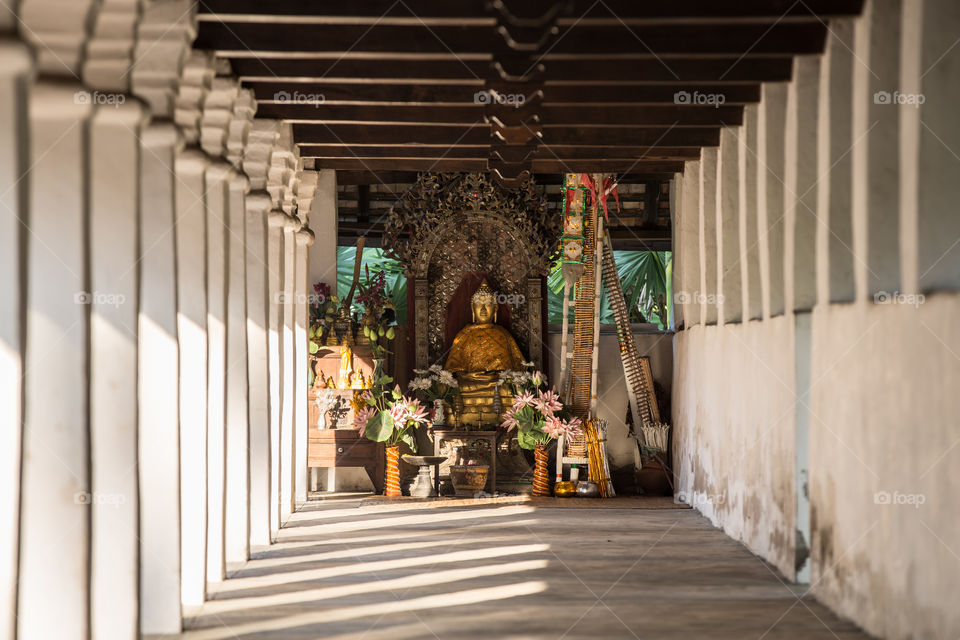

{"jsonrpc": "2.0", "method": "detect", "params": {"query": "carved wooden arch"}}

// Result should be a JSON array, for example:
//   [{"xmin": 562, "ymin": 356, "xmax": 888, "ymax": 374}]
[
  {"xmin": 413, "ymin": 211, "xmax": 543, "ymax": 369},
  {"xmin": 383, "ymin": 172, "xmax": 560, "ymax": 372},
  {"xmin": 411, "ymin": 210, "xmax": 536, "ymax": 279}
]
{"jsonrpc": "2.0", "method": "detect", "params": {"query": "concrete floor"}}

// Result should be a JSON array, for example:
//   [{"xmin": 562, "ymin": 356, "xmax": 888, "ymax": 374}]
[{"xmin": 183, "ymin": 496, "xmax": 869, "ymax": 639}]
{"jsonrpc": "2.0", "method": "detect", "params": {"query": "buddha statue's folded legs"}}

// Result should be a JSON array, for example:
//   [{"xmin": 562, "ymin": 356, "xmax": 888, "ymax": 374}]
[{"xmin": 455, "ymin": 371, "xmax": 513, "ymax": 428}]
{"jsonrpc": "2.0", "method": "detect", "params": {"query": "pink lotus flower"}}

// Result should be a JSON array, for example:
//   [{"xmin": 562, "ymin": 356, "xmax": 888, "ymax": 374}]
[
  {"xmin": 512, "ymin": 390, "xmax": 536, "ymax": 410},
  {"xmin": 390, "ymin": 396, "xmax": 430, "ymax": 427},
  {"xmin": 389, "ymin": 402, "xmax": 409, "ymax": 425},
  {"xmin": 562, "ymin": 416, "xmax": 583, "ymax": 439},
  {"xmin": 543, "ymin": 416, "xmax": 564, "ymax": 438},
  {"xmin": 404, "ymin": 397, "xmax": 430, "ymax": 426},
  {"xmin": 354, "ymin": 406, "xmax": 376, "ymax": 437},
  {"xmin": 534, "ymin": 388, "xmax": 563, "ymax": 415},
  {"xmin": 500, "ymin": 408, "xmax": 518, "ymax": 431}
]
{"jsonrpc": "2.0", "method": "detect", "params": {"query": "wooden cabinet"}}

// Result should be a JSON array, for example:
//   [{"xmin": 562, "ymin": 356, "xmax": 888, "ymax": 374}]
[{"xmin": 308, "ymin": 428, "xmax": 384, "ymax": 493}]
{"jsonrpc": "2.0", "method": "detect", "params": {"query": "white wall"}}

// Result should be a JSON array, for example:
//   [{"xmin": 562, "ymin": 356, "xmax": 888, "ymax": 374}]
[
  {"xmin": 672, "ymin": 0, "xmax": 960, "ymax": 637},
  {"xmin": 548, "ymin": 330, "xmax": 673, "ymax": 470}
]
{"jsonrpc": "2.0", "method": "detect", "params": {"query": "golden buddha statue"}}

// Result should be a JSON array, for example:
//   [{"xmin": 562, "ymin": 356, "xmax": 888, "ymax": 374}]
[{"xmin": 445, "ymin": 280, "xmax": 525, "ymax": 426}]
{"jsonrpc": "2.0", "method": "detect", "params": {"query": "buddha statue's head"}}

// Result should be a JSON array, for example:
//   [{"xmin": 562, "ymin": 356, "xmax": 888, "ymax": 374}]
[{"xmin": 471, "ymin": 280, "xmax": 497, "ymax": 324}]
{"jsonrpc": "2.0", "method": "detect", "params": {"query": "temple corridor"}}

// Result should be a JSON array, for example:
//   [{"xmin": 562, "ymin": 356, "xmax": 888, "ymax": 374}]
[
  {"xmin": 182, "ymin": 498, "xmax": 867, "ymax": 640},
  {"xmin": 3, "ymin": 0, "xmax": 959, "ymax": 638}
]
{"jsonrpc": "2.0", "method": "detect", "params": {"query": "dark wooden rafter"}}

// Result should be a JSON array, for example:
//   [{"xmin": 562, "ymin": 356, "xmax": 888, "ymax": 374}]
[
  {"xmin": 242, "ymin": 81, "xmax": 763, "ymax": 105},
  {"xmin": 198, "ymin": 0, "xmax": 863, "ymax": 21},
  {"xmin": 299, "ymin": 145, "xmax": 701, "ymax": 160},
  {"xmin": 196, "ymin": 23, "xmax": 830, "ymax": 56},
  {"xmin": 256, "ymin": 104, "xmax": 744, "ymax": 127},
  {"xmin": 230, "ymin": 57, "xmax": 795, "ymax": 83}
]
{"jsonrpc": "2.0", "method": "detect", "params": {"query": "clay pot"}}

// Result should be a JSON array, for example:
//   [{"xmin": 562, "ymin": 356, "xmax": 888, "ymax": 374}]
[
  {"xmin": 449, "ymin": 464, "xmax": 489, "ymax": 497},
  {"xmin": 636, "ymin": 459, "xmax": 672, "ymax": 496}
]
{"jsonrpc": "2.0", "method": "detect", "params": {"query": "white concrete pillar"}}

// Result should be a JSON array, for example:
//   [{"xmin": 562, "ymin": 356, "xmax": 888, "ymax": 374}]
[
  {"xmin": 908, "ymin": 0, "xmax": 960, "ymax": 292},
  {"xmin": 246, "ymin": 193, "xmax": 272, "ymax": 549},
  {"xmin": 138, "ymin": 123, "xmax": 183, "ymax": 635},
  {"xmin": 785, "ymin": 56, "xmax": 821, "ymax": 312},
  {"xmin": 225, "ymin": 173, "xmax": 251, "ymax": 567},
  {"xmin": 308, "ymin": 169, "xmax": 338, "ymax": 287},
  {"xmin": 295, "ymin": 226, "xmax": 315, "ymax": 503},
  {"xmin": 816, "ymin": 20, "xmax": 856, "ymax": 304},
  {"xmin": 898, "ymin": 1, "xmax": 922, "ymax": 295},
  {"xmin": 854, "ymin": 0, "xmax": 903, "ymax": 299},
  {"xmin": 280, "ymin": 217, "xmax": 299, "ymax": 518},
  {"xmin": 174, "ymin": 150, "xmax": 208, "ymax": 609},
  {"xmin": 679, "ymin": 160, "xmax": 700, "ymax": 327},
  {"xmin": 205, "ymin": 163, "xmax": 231, "ymax": 585},
  {"xmin": 757, "ymin": 83, "xmax": 788, "ymax": 318},
  {"xmin": 89, "ymin": 101, "xmax": 144, "ymax": 640},
  {"xmin": 740, "ymin": 105, "xmax": 762, "ymax": 321},
  {"xmin": 0, "ymin": 40, "xmax": 30, "ymax": 640},
  {"xmin": 670, "ymin": 172, "xmax": 683, "ymax": 330},
  {"xmin": 699, "ymin": 148, "xmax": 719, "ymax": 325},
  {"xmin": 19, "ymin": 83, "xmax": 91, "ymax": 640},
  {"xmin": 305, "ymin": 170, "xmax": 341, "ymax": 489},
  {"xmin": 267, "ymin": 210, "xmax": 286, "ymax": 537},
  {"xmin": 718, "ymin": 127, "xmax": 742, "ymax": 324}
]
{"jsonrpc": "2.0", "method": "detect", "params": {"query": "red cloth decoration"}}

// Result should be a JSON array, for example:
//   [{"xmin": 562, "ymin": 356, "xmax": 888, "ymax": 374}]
[{"xmin": 579, "ymin": 173, "xmax": 621, "ymax": 224}]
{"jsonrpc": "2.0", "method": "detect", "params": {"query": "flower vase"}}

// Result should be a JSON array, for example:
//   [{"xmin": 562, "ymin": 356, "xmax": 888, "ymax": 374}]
[
  {"xmin": 432, "ymin": 399, "xmax": 446, "ymax": 427},
  {"xmin": 532, "ymin": 444, "xmax": 551, "ymax": 496},
  {"xmin": 385, "ymin": 445, "xmax": 402, "ymax": 497}
]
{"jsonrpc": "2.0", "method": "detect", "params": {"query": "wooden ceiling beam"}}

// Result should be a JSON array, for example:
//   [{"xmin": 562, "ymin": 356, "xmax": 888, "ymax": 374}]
[
  {"xmin": 330, "ymin": 170, "xmax": 680, "ymax": 185},
  {"xmin": 256, "ymin": 103, "xmax": 743, "ymax": 127},
  {"xmin": 311, "ymin": 158, "xmax": 686, "ymax": 172},
  {"xmin": 243, "ymin": 81, "xmax": 762, "ymax": 105},
  {"xmin": 198, "ymin": 0, "xmax": 862, "ymax": 22},
  {"xmin": 228, "ymin": 56, "xmax": 794, "ymax": 84},
  {"xmin": 298, "ymin": 145, "xmax": 701, "ymax": 160},
  {"xmin": 197, "ymin": 22, "xmax": 827, "ymax": 56},
  {"xmin": 292, "ymin": 123, "xmax": 719, "ymax": 147}
]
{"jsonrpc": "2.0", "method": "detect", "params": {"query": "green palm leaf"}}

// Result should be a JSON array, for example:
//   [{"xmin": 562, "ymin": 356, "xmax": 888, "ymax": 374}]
[
  {"xmin": 337, "ymin": 247, "xmax": 408, "ymax": 324},
  {"xmin": 547, "ymin": 250, "xmax": 672, "ymax": 329}
]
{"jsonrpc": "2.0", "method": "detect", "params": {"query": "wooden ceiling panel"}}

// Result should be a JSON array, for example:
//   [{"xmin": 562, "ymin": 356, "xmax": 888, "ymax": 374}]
[{"xmin": 190, "ymin": 0, "xmax": 864, "ymax": 244}]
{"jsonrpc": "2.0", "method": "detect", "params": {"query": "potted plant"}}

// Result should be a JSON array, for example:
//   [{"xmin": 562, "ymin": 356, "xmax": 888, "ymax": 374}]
[
  {"xmin": 356, "ymin": 381, "xmax": 430, "ymax": 497},
  {"xmin": 408, "ymin": 364, "xmax": 460, "ymax": 426},
  {"xmin": 499, "ymin": 369, "xmax": 582, "ymax": 497}
]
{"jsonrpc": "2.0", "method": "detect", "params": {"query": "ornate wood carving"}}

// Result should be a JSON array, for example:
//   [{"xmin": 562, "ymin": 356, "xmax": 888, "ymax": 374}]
[{"xmin": 383, "ymin": 172, "xmax": 559, "ymax": 368}]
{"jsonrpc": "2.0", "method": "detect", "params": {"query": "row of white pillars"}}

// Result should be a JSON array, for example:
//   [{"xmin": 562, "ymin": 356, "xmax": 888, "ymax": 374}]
[
  {"xmin": 675, "ymin": 0, "xmax": 960, "ymax": 328},
  {"xmin": 0, "ymin": 75, "xmax": 323, "ymax": 640}
]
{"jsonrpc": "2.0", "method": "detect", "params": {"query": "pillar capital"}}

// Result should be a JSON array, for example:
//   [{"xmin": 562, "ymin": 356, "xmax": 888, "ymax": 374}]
[{"xmin": 295, "ymin": 227, "xmax": 315, "ymax": 247}]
